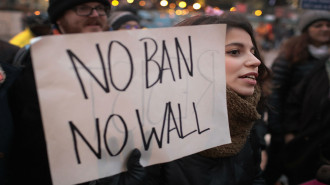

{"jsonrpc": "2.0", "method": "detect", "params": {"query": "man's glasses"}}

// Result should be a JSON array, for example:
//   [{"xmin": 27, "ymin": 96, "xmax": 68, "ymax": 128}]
[{"xmin": 72, "ymin": 5, "xmax": 109, "ymax": 16}]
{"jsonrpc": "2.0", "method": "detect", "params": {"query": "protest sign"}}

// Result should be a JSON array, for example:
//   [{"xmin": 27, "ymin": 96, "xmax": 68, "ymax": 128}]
[{"xmin": 31, "ymin": 24, "xmax": 230, "ymax": 185}]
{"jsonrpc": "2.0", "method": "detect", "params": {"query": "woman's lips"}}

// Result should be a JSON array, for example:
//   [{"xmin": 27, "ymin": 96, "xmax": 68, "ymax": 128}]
[{"xmin": 239, "ymin": 72, "xmax": 258, "ymax": 85}]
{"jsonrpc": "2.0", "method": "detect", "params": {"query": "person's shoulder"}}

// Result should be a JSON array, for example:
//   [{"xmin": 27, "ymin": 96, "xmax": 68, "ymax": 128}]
[
  {"xmin": 12, "ymin": 45, "xmax": 32, "ymax": 67},
  {"xmin": 0, "ymin": 40, "xmax": 19, "ymax": 51},
  {"xmin": 0, "ymin": 40, "xmax": 20, "ymax": 64}
]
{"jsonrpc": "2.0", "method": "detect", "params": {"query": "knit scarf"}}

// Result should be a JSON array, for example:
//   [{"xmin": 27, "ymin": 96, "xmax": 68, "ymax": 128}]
[
  {"xmin": 199, "ymin": 86, "xmax": 261, "ymax": 158},
  {"xmin": 308, "ymin": 45, "xmax": 330, "ymax": 60}
]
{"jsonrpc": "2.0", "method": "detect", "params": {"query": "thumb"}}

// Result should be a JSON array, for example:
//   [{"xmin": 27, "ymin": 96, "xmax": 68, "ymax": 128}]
[
  {"xmin": 123, "ymin": 148, "xmax": 146, "ymax": 183},
  {"xmin": 127, "ymin": 148, "xmax": 142, "ymax": 171}
]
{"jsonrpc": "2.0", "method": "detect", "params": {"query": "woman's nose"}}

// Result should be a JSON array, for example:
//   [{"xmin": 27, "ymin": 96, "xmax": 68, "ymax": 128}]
[{"xmin": 246, "ymin": 54, "xmax": 261, "ymax": 67}]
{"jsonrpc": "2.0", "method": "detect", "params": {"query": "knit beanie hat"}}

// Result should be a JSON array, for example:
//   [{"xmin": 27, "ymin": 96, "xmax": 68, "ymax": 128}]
[
  {"xmin": 108, "ymin": 11, "xmax": 140, "ymax": 30},
  {"xmin": 47, "ymin": 0, "xmax": 111, "ymax": 24},
  {"xmin": 298, "ymin": 10, "xmax": 330, "ymax": 32}
]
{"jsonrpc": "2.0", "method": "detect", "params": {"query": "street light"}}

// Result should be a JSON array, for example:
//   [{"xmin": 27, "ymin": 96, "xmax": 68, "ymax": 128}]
[
  {"xmin": 254, "ymin": 10, "xmax": 262, "ymax": 16},
  {"xmin": 111, "ymin": 0, "xmax": 119, "ymax": 6},
  {"xmin": 178, "ymin": 1, "xmax": 187, "ymax": 8},
  {"xmin": 193, "ymin": 3, "xmax": 201, "ymax": 10},
  {"xmin": 160, "ymin": 0, "xmax": 168, "ymax": 7}
]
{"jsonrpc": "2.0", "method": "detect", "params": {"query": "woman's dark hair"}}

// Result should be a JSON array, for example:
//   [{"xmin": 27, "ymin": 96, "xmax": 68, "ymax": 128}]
[
  {"xmin": 280, "ymin": 34, "xmax": 309, "ymax": 64},
  {"xmin": 175, "ymin": 12, "xmax": 271, "ymax": 109}
]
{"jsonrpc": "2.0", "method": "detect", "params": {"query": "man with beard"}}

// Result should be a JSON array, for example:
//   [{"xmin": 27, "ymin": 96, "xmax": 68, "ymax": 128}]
[
  {"xmin": 50, "ymin": 0, "xmax": 110, "ymax": 34},
  {"xmin": 7, "ymin": 0, "xmax": 110, "ymax": 184}
]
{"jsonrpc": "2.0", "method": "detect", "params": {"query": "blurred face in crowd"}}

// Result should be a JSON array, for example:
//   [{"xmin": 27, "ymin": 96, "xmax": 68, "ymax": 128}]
[
  {"xmin": 118, "ymin": 20, "xmax": 141, "ymax": 30},
  {"xmin": 225, "ymin": 28, "xmax": 261, "ymax": 96},
  {"xmin": 308, "ymin": 20, "xmax": 330, "ymax": 47},
  {"xmin": 56, "ymin": 2, "xmax": 109, "ymax": 34}
]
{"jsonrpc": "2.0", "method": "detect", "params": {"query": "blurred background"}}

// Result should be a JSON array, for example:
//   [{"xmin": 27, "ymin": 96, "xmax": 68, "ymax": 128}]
[{"xmin": 0, "ymin": 0, "xmax": 328, "ymax": 48}]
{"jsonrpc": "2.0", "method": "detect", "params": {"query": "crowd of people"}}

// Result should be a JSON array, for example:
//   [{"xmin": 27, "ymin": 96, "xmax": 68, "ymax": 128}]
[{"xmin": 0, "ymin": 0, "xmax": 329, "ymax": 184}]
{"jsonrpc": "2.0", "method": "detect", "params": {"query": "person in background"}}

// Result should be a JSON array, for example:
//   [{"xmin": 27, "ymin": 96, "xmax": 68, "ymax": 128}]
[
  {"xmin": 108, "ymin": 8, "xmax": 141, "ymax": 30},
  {"xmin": 9, "ymin": 13, "xmax": 52, "ymax": 48},
  {"xmin": 264, "ymin": 10, "xmax": 330, "ymax": 185},
  {"xmin": 255, "ymin": 21, "xmax": 274, "ymax": 51},
  {"xmin": 91, "ymin": 11, "xmax": 271, "ymax": 185},
  {"xmin": 7, "ymin": 0, "xmax": 110, "ymax": 184},
  {"xmin": 0, "ymin": 40, "xmax": 19, "ymax": 185},
  {"xmin": 272, "ymin": 18, "xmax": 287, "ymax": 49},
  {"xmin": 281, "ymin": 54, "xmax": 330, "ymax": 185}
]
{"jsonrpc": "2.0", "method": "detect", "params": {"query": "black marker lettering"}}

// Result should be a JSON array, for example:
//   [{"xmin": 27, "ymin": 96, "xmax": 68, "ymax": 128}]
[
  {"xmin": 108, "ymin": 41, "xmax": 134, "ymax": 91},
  {"xmin": 136, "ymin": 103, "xmax": 168, "ymax": 150},
  {"xmin": 166, "ymin": 102, "xmax": 182, "ymax": 143},
  {"xmin": 140, "ymin": 37, "xmax": 161, "ymax": 88},
  {"xmin": 67, "ymin": 44, "xmax": 109, "ymax": 99},
  {"xmin": 178, "ymin": 103, "xmax": 197, "ymax": 138},
  {"xmin": 175, "ymin": 36, "xmax": 193, "ymax": 79},
  {"xmin": 69, "ymin": 119, "xmax": 101, "ymax": 164},
  {"xmin": 160, "ymin": 40, "xmax": 176, "ymax": 84},
  {"xmin": 103, "ymin": 114, "xmax": 128, "ymax": 156},
  {"xmin": 193, "ymin": 102, "xmax": 210, "ymax": 134}
]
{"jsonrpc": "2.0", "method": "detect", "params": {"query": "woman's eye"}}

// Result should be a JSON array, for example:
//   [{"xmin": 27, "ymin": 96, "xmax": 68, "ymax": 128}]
[{"xmin": 226, "ymin": 50, "xmax": 240, "ymax": 55}]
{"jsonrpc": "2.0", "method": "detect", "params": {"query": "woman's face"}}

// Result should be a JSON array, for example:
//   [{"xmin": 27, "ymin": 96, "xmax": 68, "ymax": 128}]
[
  {"xmin": 225, "ymin": 28, "xmax": 261, "ymax": 96},
  {"xmin": 308, "ymin": 20, "xmax": 330, "ymax": 46}
]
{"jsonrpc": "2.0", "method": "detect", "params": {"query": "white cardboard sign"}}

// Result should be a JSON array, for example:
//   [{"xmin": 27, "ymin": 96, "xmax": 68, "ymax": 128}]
[{"xmin": 31, "ymin": 24, "xmax": 230, "ymax": 185}]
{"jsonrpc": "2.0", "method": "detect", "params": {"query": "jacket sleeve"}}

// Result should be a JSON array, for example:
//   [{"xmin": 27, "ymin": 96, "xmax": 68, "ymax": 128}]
[
  {"xmin": 282, "ymin": 62, "xmax": 324, "ymax": 134},
  {"xmin": 281, "ymin": 81, "xmax": 306, "ymax": 134},
  {"xmin": 250, "ymin": 125, "xmax": 266, "ymax": 185},
  {"xmin": 267, "ymin": 55, "xmax": 292, "ymax": 136}
]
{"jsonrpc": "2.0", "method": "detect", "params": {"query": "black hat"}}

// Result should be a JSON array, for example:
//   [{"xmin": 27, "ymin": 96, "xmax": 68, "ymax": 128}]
[
  {"xmin": 108, "ymin": 11, "xmax": 140, "ymax": 30},
  {"xmin": 47, "ymin": 0, "xmax": 111, "ymax": 24}
]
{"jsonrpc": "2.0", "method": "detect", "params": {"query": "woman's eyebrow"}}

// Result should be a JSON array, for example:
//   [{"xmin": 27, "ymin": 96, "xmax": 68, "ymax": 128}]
[
  {"xmin": 225, "ymin": 42, "xmax": 244, "ymax": 47},
  {"xmin": 226, "ymin": 42, "xmax": 256, "ymax": 50}
]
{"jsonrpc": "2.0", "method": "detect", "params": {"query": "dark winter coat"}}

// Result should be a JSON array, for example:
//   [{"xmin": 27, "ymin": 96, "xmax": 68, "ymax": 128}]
[
  {"xmin": 267, "ymin": 54, "xmax": 323, "ymax": 137},
  {"xmin": 0, "ymin": 41, "xmax": 20, "ymax": 185},
  {"xmin": 264, "ymin": 54, "xmax": 324, "ymax": 184},
  {"xmin": 144, "ymin": 125, "xmax": 265, "ymax": 185},
  {"xmin": 281, "ymin": 60, "xmax": 330, "ymax": 185},
  {"xmin": 7, "ymin": 49, "xmax": 52, "ymax": 185},
  {"xmin": 0, "ymin": 62, "xmax": 21, "ymax": 185}
]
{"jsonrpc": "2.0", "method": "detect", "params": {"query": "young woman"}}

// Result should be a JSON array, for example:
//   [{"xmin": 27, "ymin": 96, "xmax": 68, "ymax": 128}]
[
  {"xmin": 145, "ymin": 12, "xmax": 269, "ymax": 185},
  {"xmin": 281, "ymin": 54, "xmax": 330, "ymax": 185},
  {"xmin": 92, "ymin": 12, "xmax": 270, "ymax": 185}
]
